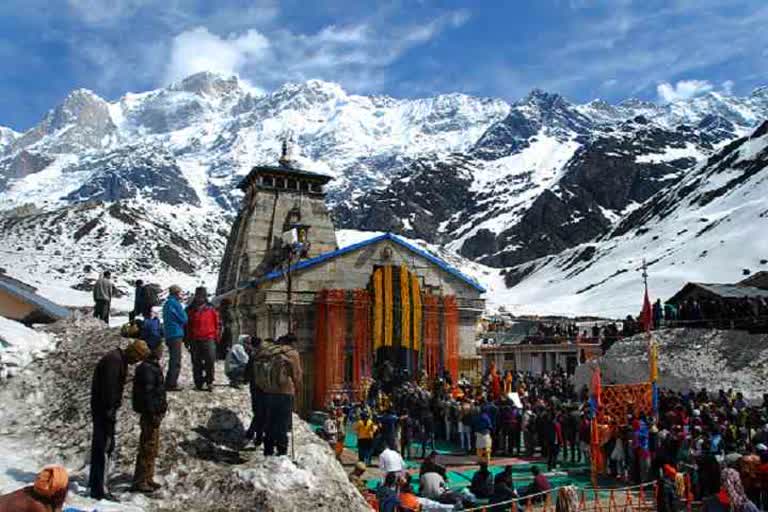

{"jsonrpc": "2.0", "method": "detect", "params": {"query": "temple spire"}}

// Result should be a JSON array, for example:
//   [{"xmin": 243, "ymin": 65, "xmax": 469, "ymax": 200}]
[{"xmin": 279, "ymin": 131, "xmax": 295, "ymax": 167}]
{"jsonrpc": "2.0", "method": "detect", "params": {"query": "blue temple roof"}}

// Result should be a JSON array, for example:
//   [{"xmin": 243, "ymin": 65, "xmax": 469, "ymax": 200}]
[{"xmin": 248, "ymin": 232, "xmax": 486, "ymax": 293}]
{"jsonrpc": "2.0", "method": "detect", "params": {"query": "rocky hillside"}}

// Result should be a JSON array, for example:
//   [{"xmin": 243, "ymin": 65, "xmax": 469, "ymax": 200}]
[
  {"xmin": 0, "ymin": 314, "xmax": 368, "ymax": 512},
  {"xmin": 574, "ymin": 328, "xmax": 768, "ymax": 400},
  {"xmin": 0, "ymin": 72, "xmax": 767, "ymax": 315}
]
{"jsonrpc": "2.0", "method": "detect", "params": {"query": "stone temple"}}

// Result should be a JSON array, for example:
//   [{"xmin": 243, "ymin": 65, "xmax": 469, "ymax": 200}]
[{"xmin": 216, "ymin": 146, "xmax": 486, "ymax": 413}]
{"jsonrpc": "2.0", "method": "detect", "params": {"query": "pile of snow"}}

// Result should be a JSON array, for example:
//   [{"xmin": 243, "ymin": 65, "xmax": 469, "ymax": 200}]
[
  {"xmin": 0, "ymin": 313, "xmax": 369, "ymax": 511},
  {"xmin": 575, "ymin": 328, "xmax": 768, "ymax": 400},
  {"xmin": 0, "ymin": 316, "xmax": 55, "ymax": 380}
]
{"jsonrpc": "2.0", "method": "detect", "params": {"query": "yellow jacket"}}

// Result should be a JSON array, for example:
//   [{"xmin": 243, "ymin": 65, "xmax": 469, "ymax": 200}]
[{"xmin": 354, "ymin": 419, "xmax": 377, "ymax": 440}]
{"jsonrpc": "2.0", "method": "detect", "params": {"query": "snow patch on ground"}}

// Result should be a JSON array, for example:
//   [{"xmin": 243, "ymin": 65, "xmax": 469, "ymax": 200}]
[{"xmin": 0, "ymin": 317, "xmax": 55, "ymax": 380}]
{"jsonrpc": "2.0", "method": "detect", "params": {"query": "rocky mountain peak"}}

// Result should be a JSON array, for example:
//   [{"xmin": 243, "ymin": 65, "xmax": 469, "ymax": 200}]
[
  {"xmin": 0, "ymin": 127, "xmax": 19, "ymax": 153},
  {"xmin": 270, "ymin": 79, "xmax": 348, "ymax": 107},
  {"xmin": 619, "ymin": 97, "xmax": 658, "ymax": 110},
  {"xmin": 751, "ymin": 86, "xmax": 768, "ymax": 98},
  {"xmin": 522, "ymin": 88, "xmax": 568, "ymax": 109},
  {"xmin": 45, "ymin": 88, "xmax": 113, "ymax": 134},
  {"xmin": 169, "ymin": 71, "xmax": 242, "ymax": 98},
  {"xmin": 6, "ymin": 87, "xmax": 116, "ymax": 155}
]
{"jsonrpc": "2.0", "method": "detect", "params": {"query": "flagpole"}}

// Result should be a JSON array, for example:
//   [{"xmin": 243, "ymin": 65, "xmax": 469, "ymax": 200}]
[{"xmin": 642, "ymin": 258, "xmax": 660, "ymax": 420}]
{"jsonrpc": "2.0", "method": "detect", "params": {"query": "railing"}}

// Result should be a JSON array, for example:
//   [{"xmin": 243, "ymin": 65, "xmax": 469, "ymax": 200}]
[{"xmin": 460, "ymin": 481, "xmax": 659, "ymax": 512}]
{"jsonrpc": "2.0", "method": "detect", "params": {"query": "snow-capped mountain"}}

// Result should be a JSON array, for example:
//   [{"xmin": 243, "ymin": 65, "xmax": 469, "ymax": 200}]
[
  {"xmin": 490, "ymin": 121, "xmax": 768, "ymax": 316},
  {"xmin": 0, "ymin": 71, "xmax": 766, "ymax": 316},
  {"xmin": 339, "ymin": 87, "xmax": 767, "ymax": 269}
]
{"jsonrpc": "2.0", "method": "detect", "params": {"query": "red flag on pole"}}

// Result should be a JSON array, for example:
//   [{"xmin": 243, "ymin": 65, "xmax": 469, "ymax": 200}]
[{"xmin": 640, "ymin": 288, "xmax": 652, "ymax": 332}]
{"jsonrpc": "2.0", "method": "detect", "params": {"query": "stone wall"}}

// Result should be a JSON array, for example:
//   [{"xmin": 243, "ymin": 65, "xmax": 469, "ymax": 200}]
[{"xmin": 217, "ymin": 185, "xmax": 337, "ymax": 295}]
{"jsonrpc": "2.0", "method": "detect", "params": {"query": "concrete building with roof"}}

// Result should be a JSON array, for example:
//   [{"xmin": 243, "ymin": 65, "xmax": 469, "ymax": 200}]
[
  {"xmin": 0, "ymin": 274, "xmax": 70, "ymax": 324},
  {"xmin": 216, "ymin": 145, "xmax": 486, "ymax": 413}
]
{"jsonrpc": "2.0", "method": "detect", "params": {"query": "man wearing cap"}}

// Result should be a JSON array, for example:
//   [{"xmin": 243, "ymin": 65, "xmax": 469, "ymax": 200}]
[
  {"xmin": 163, "ymin": 285, "xmax": 187, "ymax": 391},
  {"xmin": 348, "ymin": 462, "xmax": 368, "ymax": 496},
  {"xmin": 89, "ymin": 339, "xmax": 150, "ymax": 501}
]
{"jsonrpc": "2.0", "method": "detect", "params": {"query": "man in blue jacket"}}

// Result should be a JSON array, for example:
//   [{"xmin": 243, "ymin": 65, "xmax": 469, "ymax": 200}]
[{"xmin": 163, "ymin": 285, "xmax": 187, "ymax": 391}]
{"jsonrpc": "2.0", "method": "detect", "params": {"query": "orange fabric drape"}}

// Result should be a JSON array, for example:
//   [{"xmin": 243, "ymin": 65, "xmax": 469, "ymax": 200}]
[
  {"xmin": 373, "ymin": 268, "xmax": 383, "ymax": 350},
  {"xmin": 328, "ymin": 289, "xmax": 347, "ymax": 397},
  {"xmin": 314, "ymin": 289, "xmax": 347, "ymax": 408},
  {"xmin": 314, "ymin": 291, "xmax": 329, "ymax": 408},
  {"xmin": 443, "ymin": 295, "xmax": 459, "ymax": 384},
  {"xmin": 411, "ymin": 275, "xmax": 422, "ymax": 352},
  {"xmin": 423, "ymin": 294, "xmax": 440, "ymax": 378},
  {"xmin": 590, "ymin": 418, "xmax": 605, "ymax": 477},
  {"xmin": 352, "ymin": 289, "xmax": 371, "ymax": 396},
  {"xmin": 383, "ymin": 265, "xmax": 393, "ymax": 347},
  {"xmin": 400, "ymin": 265, "xmax": 411, "ymax": 350}
]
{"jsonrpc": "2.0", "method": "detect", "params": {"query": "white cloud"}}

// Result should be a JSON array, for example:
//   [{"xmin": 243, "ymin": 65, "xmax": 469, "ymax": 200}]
[
  {"xmin": 163, "ymin": 27, "xmax": 269, "ymax": 85},
  {"xmin": 656, "ymin": 79, "xmax": 714, "ymax": 103},
  {"xmin": 722, "ymin": 79, "xmax": 735, "ymax": 95},
  {"xmin": 160, "ymin": 9, "xmax": 469, "ymax": 92}
]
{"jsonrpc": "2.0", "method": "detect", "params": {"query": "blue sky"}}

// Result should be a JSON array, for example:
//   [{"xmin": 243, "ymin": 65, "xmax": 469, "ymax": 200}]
[{"xmin": 1, "ymin": 0, "xmax": 767, "ymax": 130}]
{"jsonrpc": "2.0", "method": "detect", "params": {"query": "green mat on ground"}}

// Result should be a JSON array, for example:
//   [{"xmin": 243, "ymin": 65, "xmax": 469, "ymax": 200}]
[
  {"xmin": 366, "ymin": 460, "xmax": 596, "ymax": 493},
  {"xmin": 311, "ymin": 422, "xmax": 607, "ymax": 494}
]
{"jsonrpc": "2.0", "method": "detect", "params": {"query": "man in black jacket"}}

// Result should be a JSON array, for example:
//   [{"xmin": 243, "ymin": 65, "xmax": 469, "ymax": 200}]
[
  {"xmin": 131, "ymin": 351, "xmax": 168, "ymax": 493},
  {"xmin": 89, "ymin": 340, "xmax": 149, "ymax": 501}
]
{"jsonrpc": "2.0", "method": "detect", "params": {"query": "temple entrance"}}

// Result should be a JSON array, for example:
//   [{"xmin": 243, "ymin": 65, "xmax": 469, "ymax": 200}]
[{"xmin": 311, "ymin": 264, "xmax": 460, "ymax": 409}]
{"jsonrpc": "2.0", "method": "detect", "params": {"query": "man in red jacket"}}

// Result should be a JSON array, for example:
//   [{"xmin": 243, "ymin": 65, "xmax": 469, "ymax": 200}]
[{"xmin": 186, "ymin": 287, "xmax": 220, "ymax": 391}]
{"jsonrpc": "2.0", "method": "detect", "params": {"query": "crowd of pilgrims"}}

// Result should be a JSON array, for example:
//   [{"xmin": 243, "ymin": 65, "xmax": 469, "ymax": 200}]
[
  {"xmin": 650, "ymin": 297, "xmax": 768, "ymax": 332},
  {"xmin": 483, "ymin": 295, "xmax": 768, "ymax": 352},
  {"xmin": 320, "ymin": 363, "xmax": 768, "ymax": 512}
]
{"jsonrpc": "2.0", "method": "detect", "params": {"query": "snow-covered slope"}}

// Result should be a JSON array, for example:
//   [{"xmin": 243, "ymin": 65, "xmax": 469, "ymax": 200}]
[
  {"xmin": 0, "ymin": 316, "xmax": 54, "ymax": 380},
  {"xmin": 496, "ymin": 121, "xmax": 768, "ymax": 316}
]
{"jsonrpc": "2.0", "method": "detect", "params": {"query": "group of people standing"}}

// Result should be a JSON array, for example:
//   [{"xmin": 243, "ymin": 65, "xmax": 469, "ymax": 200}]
[{"xmin": 85, "ymin": 280, "xmax": 303, "ymax": 502}]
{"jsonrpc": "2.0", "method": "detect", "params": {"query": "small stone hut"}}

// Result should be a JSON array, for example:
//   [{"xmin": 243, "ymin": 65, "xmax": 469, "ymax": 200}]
[{"xmin": 216, "ymin": 150, "xmax": 485, "ymax": 413}]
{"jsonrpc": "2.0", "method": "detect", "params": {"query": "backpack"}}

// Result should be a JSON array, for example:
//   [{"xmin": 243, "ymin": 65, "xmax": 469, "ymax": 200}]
[
  {"xmin": 252, "ymin": 344, "xmax": 294, "ymax": 393},
  {"xmin": 145, "ymin": 284, "xmax": 162, "ymax": 307}
]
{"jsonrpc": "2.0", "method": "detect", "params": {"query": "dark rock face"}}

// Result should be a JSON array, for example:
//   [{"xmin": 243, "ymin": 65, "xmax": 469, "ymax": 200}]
[
  {"xmin": 471, "ymin": 188, "xmax": 611, "ymax": 267},
  {"xmin": 335, "ymin": 156, "xmax": 475, "ymax": 244},
  {"xmin": 157, "ymin": 244, "xmax": 195, "ymax": 274},
  {"xmin": 472, "ymin": 90, "xmax": 593, "ymax": 160},
  {"xmin": 0, "ymin": 150, "xmax": 54, "ymax": 189},
  {"xmin": 64, "ymin": 145, "xmax": 199, "ymax": 206},
  {"xmin": 340, "ymin": 114, "xmax": 720, "ymax": 270}
]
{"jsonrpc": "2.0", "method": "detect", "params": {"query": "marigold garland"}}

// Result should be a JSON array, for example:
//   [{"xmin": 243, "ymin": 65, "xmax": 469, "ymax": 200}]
[
  {"xmin": 383, "ymin": 265, "xmax": 393, "ymax": 347},
  {"xmin": 400, "ymin": 264, "xmax": 411, "ymax": 350},
  {"xmin": 372, "ymin": 268, "xmax": 383, "ymax": 350}
]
